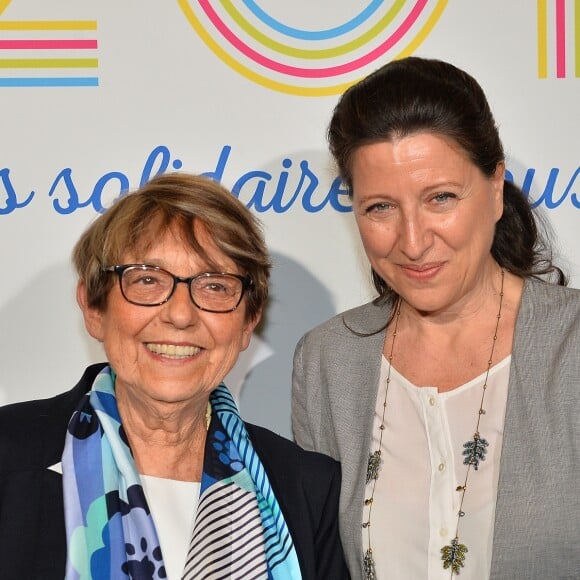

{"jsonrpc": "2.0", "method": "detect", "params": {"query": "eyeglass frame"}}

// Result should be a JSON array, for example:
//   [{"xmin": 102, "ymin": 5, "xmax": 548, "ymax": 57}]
[{"xmin": 103, "ymin": 264, "xmax": 253, "ymax": 313}]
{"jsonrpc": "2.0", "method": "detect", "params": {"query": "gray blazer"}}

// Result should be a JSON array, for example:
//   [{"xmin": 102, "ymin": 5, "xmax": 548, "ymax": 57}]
[{"xmin": 292, "ymin": 277, "xmax": 580, "ymax": 579}]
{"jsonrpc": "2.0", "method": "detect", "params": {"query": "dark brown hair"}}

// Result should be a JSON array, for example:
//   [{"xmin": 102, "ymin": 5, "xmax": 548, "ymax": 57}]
[{"xmin": 328, "ymin": 56, "xmax": 566, "ymax": 302}]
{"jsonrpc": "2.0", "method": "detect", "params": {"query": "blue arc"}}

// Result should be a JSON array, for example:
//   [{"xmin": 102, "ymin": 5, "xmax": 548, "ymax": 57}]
[{"xmin": 241, "ymin": 0, "xmax": 383, "ymax": 40}]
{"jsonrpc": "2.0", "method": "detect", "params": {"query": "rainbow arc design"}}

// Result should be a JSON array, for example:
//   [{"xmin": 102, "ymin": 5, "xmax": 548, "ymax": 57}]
[
  {"xmin": 0, "ymin": 1, "xmax": 98, "ymax": 87},
  {"xmin": 178, "ymin": 0, "xmax": 448, "ymax": 96}
]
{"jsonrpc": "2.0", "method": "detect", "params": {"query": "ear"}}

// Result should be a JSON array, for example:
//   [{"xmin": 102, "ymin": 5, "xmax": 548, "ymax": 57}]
[
  {"xmin": 76, "ymin": 280, "xmax": 105, "ymax": 342},
  {"xmin": 491, "ymin": 161, "xmax": 505, "ymax": 222},
  {"xmin": 240, "ymin": 310, "xmax": 262, "ymax": 352}
]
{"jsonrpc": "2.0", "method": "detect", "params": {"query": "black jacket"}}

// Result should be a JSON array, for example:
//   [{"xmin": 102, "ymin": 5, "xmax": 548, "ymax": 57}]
[{"xmin": 0, "ymin": 363, "xmax": 349, "ymax": 579}]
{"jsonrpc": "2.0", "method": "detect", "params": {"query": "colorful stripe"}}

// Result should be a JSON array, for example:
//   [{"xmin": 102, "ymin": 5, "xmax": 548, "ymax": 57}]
[
  {"xmin": 0, "ymin": 16, "xmax": 98, "ymax": 87},
  {"xmin": 0, "ymin": 58, "xmax": 97, "ymax": 68},
  {"xmin": 199, "ymin": 0, "xmax": 428, "ymax": 78},
  {"xmin": 0, "ymin": 20, "xmax": 96, "ymax": 30},
  {"xmin": 576, "ymin": 0, "xmax": 580, "ymax": 77},
  {"xmin": 240, "ymin": 0, "xmax": 382, "ymax": 40},
  {"xmin": 538, "ymin": 0, "xmax": 548, "ymax": 78},
  {"xmin": 0, "ymin": 39, "xmax": 97, "ymax": 49},
  {"xmin": 221, "ymin": 0, "xmax": 407, "ymax": 60},
  {"xmin": 0, "ymin": 77, "xmax": 98, "ymax": 86},
  {"xmin": 537, "ymin": 0, "xmax": 579, "ymax": 78},
  {"xmin": 556, "ymin": 0, "xmax": 566, "ymax": 78}
]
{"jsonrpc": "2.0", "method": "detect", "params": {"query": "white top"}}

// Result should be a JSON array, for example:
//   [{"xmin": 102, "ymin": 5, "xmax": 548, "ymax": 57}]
[
  {"xmin": 362, "ymin": 356, "xmax": 511, "ymax": 580},
  {"xmin": 140, "ymin": 475, "xmax": 200, "ymax": 580}
]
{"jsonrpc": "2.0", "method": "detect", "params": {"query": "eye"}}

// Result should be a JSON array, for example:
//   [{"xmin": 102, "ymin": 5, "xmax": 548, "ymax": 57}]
[
  {"xmin": 126, "ymin": 273, "xmax": 163, "ymax": 286},
  {"xmin": 204, "ymin": 282, "xmax": 229, "ymax": 293},
  {"xmin": 366, "ymin": 201, "xmax": 394, "ymax": 214},
  {"xmin": 431, "ymin": 192, "xmax": 456, "ymax": 204},
  {"xmin": 196, "ymin": 277, "xmax": 239, "ymax": 296}
]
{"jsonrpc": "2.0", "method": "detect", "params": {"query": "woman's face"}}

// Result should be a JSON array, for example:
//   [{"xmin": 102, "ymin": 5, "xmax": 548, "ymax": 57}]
[
  {"xmin": 351, "ymin": 132, "xmax": 504, "ymax": 315},
  {"xmin": 78, "ymin": 222, "xmax": 259, "ymax": 407}
]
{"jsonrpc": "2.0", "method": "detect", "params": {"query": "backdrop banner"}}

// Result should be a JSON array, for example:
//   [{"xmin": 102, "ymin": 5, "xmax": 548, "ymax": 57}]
[{"xmin": 1, "ymin": 1, "xmax": 578, "ymax": 436}]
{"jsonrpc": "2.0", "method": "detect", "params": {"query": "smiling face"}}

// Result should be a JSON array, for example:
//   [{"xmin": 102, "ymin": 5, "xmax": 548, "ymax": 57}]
[
  {"xmin": 351, "ymin": 132, "xmax": 505, "ymax": 316},
  {"xmin": 78, "ymin": 221, "xmax": 259, "ymax": 408}
]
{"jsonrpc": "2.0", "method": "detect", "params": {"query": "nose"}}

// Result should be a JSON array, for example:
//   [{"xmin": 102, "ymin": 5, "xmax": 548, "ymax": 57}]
[
  {"xmin": 161, "ymin": 279, "xmax": 199, "ymax": 328},
  {"xmin": 397, "ymin": 211, "xmax": 433, "ymax": 261}
]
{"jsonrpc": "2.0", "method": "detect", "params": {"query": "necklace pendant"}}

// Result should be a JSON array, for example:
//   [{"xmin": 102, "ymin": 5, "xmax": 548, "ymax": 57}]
[
  {"xmin": 366, "ymin": 450, "xmax": 381, "ymax": 483},
  {"xmin": 363, "ymin": 548, "xmax": 376, "ymax": 580},
  {"xmin": 462, "ymin": 435, "xmax": 489, "ymax": 470},
  {"xmin": 441, "ymin": 538, "xmax": 468, "ymax": 574}
]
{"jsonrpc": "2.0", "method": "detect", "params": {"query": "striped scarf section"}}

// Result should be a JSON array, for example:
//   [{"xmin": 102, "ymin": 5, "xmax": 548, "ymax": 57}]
[{"xmin": 183, "ymin": 384, "xmax": 301, "ymax": 579}]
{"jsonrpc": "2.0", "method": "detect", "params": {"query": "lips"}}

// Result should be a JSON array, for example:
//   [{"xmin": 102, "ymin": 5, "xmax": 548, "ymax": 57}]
[
  {"xmin": 400, "ymin": 262, "xmax": 444, "ymax": 279},
  {"xmin": 145, "ymin": 343, "xmax": 201, "ymax": 359}
]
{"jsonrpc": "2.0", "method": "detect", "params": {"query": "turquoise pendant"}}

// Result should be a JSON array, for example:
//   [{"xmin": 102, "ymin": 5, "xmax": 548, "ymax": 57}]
[{"xmin": 462, "ymin": 433, "xmax": 489, "ymax": 470}]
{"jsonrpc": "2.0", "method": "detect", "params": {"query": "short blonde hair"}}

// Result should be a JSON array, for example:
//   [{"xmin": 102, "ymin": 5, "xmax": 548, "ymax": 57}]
[{"xmin": 73, "ymin": 172, "xmax": 270, "ymax": 321}]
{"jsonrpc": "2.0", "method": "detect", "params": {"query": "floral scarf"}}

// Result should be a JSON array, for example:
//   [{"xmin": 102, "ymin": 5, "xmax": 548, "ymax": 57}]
[{"xmin": 62, "ymin": 365, "xmax": 301, "ymax": 579}]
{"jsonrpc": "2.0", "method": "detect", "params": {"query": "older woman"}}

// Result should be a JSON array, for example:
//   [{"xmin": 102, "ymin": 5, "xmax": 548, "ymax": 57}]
[
  {"xmin": 292, "ymin": 57, "xmax": 580, "ymax": 580},
  {"xmin": 0, "ymin": 173, "xmax": 348, "ymax": 579}
]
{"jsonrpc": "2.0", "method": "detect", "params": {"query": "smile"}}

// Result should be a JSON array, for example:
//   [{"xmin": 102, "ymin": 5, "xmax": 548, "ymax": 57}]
[
  {"xmin": 400, "ymin": 263, "xmax": 444, "ymax": 280},
  {"xmin": 145, "ymin": 343, "xmax": 201, "ymax": 359}
]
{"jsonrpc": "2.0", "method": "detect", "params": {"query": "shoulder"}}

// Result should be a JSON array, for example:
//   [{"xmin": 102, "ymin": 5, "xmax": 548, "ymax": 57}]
[
  {"xmin": 246, "ymin": 423, "xmax": 340, "ymax": 495},
  {"xmin": 246, "ymin": 422, "xmax": 340, "ymax": 481},
  {"xmin": 0, "ymin": 363, "xmax": 106, "ymax": 472},
  {"xmin": 520, "ymin": 278, "xmax": 580, "ymax": 326},
  {"xmin": 524, "ymin": 276, "xmax": 580, "ymax": 305},
  {"xmin": 299, "ymin": 299, "xmax": 392, "ymax": 346},
  {"xmin": 515, "ymin": 279, "xmax": 580, "ymax": 380}
]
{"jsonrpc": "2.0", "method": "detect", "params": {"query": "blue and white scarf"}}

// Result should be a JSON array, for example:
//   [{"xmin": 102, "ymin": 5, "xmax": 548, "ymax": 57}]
[{"xmin": 62, "ymin": 366, "xmax": 301, "ymax": 579}]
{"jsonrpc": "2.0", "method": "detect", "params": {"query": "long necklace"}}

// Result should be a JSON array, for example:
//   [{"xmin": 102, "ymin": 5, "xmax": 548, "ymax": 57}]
[{"xmin": 363, "ymin": 269, "xmax": 505, "ymax": 580}]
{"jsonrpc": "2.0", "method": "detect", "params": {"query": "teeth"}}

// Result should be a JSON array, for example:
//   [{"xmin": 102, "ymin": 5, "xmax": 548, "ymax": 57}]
[{"xmin": 146, "ymin": 343, "xmax": 200, "ymax": 358}]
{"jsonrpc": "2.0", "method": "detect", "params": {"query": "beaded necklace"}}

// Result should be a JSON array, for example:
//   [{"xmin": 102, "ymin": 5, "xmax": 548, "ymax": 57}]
[{"xmin": 363, "ymin": 269, "xmax": 505, "ymax": 579}]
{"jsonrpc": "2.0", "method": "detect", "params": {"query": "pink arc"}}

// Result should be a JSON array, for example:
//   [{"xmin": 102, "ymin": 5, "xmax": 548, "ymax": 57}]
[{"xmin": 198, "ymin": 0, "xmax": 428, "ymax": 78}]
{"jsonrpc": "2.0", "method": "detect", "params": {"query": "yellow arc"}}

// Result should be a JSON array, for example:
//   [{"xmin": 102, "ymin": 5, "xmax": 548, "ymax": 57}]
[{"xmin": 0, "ymin": 0, "xmax": 11, "ymax": 16}]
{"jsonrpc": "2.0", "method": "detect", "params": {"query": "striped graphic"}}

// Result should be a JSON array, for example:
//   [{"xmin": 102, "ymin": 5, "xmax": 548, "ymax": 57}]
[
  {"xmin": 184, "ymin": 482, "xmax": 269, "ymax": 579},
  {"xmin": 0, "ymin": 2, "xmax": 98, "ymax": 87},
  {"xmin": 538, "ymin": 0, "xmax": 580, "ymax": 78},
  {"xmin": 178, "ymin": 0, "xmax": 448, "ymax": 96}
]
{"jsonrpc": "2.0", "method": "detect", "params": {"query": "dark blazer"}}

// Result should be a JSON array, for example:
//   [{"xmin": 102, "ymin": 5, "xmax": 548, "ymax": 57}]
[{"xmin": 0, "ymin": 364, "xmax": 349, "ymax": 580}]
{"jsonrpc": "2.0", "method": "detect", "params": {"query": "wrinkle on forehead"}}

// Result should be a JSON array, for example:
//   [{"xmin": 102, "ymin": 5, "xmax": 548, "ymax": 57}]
[{"xmin": 116, "ymin": 214, "xmax": 221, "ymax": 272}]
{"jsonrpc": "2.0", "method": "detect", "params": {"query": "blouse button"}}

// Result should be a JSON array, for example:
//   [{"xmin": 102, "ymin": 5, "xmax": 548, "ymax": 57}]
[
  {"xmin": 429, "ymin": 396, "xmax": 436, "ymax": 406},
  {"xmin": 438, "ymin": 462, "xmax": 446, "ymax": 472}
]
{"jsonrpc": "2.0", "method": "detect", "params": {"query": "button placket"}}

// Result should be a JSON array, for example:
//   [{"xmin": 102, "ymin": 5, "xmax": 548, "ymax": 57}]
[{"xmin": 422, "ymin": 389, "xmax": 456, "ymax": 577}]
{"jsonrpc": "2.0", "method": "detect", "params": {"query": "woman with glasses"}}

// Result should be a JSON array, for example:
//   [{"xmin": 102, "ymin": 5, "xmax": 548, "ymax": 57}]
[{"xmin": 0, "ymin": 173, "xmax": 349, "ymax": 579}]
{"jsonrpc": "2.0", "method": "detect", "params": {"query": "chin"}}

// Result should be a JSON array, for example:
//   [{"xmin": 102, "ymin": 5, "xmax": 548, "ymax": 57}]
[{"xmin": 398, "ymin": 290, "xmax": 451, "ymax": 314}]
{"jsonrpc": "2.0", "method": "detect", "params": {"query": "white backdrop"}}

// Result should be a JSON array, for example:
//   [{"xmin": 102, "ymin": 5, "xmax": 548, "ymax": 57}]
[{"xmin": 1, "ymin": 1, "xmax": 578, "ymax": 437}]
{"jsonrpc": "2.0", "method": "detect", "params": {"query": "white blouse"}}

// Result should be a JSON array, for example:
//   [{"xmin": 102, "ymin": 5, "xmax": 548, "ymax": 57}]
[
  {"xmin": 140, "ymin": 475, "xmax": 200, "ymax": 580},
  {"xmin": 362, "ymin": 356, "xmax": 511, "ymax": 580}
]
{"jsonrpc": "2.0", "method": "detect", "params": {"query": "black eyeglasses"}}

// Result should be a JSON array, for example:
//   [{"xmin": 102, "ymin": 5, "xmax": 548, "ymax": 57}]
[{"xmin": 103, "ymin": 264, "xmax": 253, "ymax": 313}]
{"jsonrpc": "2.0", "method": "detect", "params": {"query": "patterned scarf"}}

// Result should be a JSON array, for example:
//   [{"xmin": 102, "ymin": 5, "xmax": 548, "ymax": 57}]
[{"xmin": 62, "ymin": 366, "xmax": 301, "ymax": 579}]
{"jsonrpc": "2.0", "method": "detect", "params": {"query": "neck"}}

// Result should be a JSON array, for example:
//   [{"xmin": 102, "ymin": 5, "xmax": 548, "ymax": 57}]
[
  {"xmin": 386, "ymin": 268, "xmax": 524, "ymax": 392},
  {"xmin": 398, "ymin": 264, "xmax": 506, "ymax": 331},
  {"xmin": 116, "ymin": 387, "xmax": 209, "ymax": 481}
]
